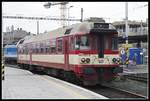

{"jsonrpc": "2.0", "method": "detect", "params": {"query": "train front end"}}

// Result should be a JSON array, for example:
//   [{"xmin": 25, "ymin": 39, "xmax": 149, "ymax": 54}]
[{"xmin": 71, "ymin": 22, "xmax": 123, "ymax": 85}]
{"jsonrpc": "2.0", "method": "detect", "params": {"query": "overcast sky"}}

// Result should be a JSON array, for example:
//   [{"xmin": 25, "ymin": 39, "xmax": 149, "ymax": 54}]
[{"xmin": 2, "ymin": 2, "xmax": 148, "ymax": 34}]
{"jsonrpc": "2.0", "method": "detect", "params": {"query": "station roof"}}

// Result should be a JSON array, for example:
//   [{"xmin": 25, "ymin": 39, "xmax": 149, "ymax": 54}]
[{"xmin": 113, "ymin": 21, "xmax": 147, "ymax": 27}]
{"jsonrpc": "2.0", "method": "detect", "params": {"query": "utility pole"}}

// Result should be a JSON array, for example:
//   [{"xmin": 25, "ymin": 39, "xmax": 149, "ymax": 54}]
[
  {"xmin": 67, "ymin": 6, "xmax": 73, "ymax": 26},
  {"xmin": 60, "ymin": 2, "xmax": 67, "ymax": 28},
  {"xmin": 81, "ymin": 8, "xmax": 83, "ymax": 22},
  {"xmin": 125, "ymin": 2, "xmax": 128, "ymax": 44}
]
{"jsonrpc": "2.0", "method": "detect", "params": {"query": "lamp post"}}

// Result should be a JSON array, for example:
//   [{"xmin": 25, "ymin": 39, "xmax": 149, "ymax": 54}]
[{"xmin": 68, "ymin": 5, "xmax": 73, "ymax": 26}]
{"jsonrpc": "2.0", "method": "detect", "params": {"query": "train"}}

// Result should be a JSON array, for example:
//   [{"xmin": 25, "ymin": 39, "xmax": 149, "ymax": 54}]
[
  {"xmin": 4, "ymin": 44, "xmax": 17, "ymax": 64},
  {"xmin": 17, "ymin": 20, "xmax": 123, "ymax": 85}
]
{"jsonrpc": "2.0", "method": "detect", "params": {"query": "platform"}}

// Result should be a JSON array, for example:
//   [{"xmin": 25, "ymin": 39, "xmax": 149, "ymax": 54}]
[{"xmin": 2, "ymin": 66, "xmax": 108, "ymax": 99}]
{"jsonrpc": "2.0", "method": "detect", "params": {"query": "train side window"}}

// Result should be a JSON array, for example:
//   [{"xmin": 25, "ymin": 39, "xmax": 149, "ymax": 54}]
[
  {"xmin": 38, "ymin": 47, "xmax": 41, "ymax": 53},
  {"xmin": 40, "ymin": 42, "xmax": 44, "ymax": 53},
  {"xmin": 51, "ymin": 47, "xmax": 56, "ymax": 54},
  {"xmin": 45, "ymin": 40, "xmax": 50, "ymax": 54},
  {"xmin": 45, "ymin": 47, "xmax": 49, "ymax": 53},
  {"xmin": 64, "ymin": 28, "xmax": 72, "ymax": 35},
  {"xmin": 36, "ymin": 48, "xmax": 38, "ymax": 53},
  {"xmin": 36, "ymin": 43, "xmax": 40, "ymax": 54},
  {"xmin": 22, "ymin": 49, "xmax": 23, "ymax": 54},
  {"xmin": 23, "ymin": 48, "xmax": 24, "ymax": 54},
  {"xmin": 50, "ymin": 39, "xmax": 56, "ymax": 54},
  {"xmin": 23, "ymin": 49, "xmax": 25, "ymax": 54},
  {"xmin": 18, "ymin": 48, "xmax": 20, "ymax": 54},
  {"xmin": 70, "ymin": 37, "xmax": 74, "ymax": 50},
  {"xmin": 57, "ymin": 39, "xmax": 63, "ymax": 53},
  {"xmin": 25, "ymin": 46, "xmax": 27, "ymax": 54},
  {"xmin": 21, "ymin": 49, "xmax": 23, "ymax": 54}
]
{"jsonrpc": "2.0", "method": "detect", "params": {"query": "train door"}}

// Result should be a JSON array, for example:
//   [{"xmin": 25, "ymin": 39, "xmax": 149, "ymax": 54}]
[
  {"xmin": 64, "ymin": 37, "xmax": 69, "ymax": 70},
  {"xmin": 97, "ymin": 35, "xmax": 104, "ymax": 58}
]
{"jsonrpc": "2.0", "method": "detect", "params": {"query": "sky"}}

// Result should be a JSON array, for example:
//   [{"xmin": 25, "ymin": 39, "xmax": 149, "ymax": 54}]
[{"xmin": 2, "ymin": 2, "xmax": 148, "ymax": 34}]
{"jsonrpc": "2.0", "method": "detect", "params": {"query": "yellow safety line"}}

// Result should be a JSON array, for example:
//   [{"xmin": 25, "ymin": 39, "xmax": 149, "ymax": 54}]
[{"xmin": 38, "ymin": 75, "xmax": 89, "ymax": 99}]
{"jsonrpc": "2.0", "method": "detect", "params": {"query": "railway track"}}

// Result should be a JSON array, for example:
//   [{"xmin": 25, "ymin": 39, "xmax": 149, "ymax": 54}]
[
  {"xmin": 84, "ymin": 84, "xmax": 147, "ymax": 99},
  {"xmin": 124, "ymin": 74, "xmax": 148, "ymax": 83}
]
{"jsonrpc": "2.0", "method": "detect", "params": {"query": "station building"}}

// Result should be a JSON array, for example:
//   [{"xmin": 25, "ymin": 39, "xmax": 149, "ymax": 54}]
[{"xmin": 112, "ymin": 20, "xmax": 148, "ymax": 64}]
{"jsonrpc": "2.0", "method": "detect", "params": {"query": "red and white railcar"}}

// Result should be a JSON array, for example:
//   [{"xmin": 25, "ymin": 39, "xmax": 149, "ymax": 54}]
[{"xmin": 17, "ymin": 21, "xmax": 122, "ymax": 85}]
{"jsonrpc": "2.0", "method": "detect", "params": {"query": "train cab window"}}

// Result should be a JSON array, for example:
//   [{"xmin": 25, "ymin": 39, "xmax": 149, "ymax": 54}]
[
  {"xmin": 35, "ymin": 48, "xmax": 38, "ymax": 53},
  {"xmin": 20, "ymin": 49, "xmax": 22, "ymax": 54},
  {"xmin": 112, "ymin": 37, "xmax": 118, "ymax": 50},
  {"xmin": 104, "ymin": 35, "xmax": 110, "ymax": 50},
  {"xmin": 75, "ymin": 35, "xmax": 90, "ymax": 50},
  {"xmin": 41, "ymin": 48, "xmax": 43, "ymax": 53},
  {"xmin": 45, "ymin": 48, "xmax": 50, "ymax": 53},
  {"xmin": 57, "ymin": 39, "xmax": 63, "ymax": 53}
]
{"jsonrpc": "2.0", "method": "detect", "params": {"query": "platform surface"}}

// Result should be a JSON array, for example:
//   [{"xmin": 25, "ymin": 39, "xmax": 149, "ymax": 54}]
[
  {"xmin": 121, "ymin": 64, "xmax": 148, "ymax": 74},
  {"xmin": 2, "ymin": 66, "xmax": 108, "ymax": 99}
]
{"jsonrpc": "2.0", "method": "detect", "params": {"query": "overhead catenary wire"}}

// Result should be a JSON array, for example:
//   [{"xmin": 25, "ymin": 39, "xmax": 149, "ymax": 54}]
[{"xmin": 3, "ymin": 15, "xmax": 81, "ymax": 21}]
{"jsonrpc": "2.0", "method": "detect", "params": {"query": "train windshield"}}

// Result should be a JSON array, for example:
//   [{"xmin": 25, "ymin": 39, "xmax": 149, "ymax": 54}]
[{"xmin": 75, "ymin": 35, "xmax": 90, "ymax": 50}]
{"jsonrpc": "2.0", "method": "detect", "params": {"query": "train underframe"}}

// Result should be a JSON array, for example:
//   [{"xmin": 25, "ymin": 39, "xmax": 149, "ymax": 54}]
[
  {"xmin": 17, "ymin": 63, "xmax": 123, "ymax": 86},
  {"xmin": 5, "ymin": 57, "xmax": 17, "ymax": 65}
]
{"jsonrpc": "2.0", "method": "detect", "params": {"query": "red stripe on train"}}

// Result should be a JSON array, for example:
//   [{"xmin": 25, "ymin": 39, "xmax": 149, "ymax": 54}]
[{"xmin": 69, "ymin": 50, "xmax": 119, "ymax": 54}]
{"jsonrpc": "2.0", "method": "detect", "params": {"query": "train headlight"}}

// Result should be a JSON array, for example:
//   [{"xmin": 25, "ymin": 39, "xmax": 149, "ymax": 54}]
[
  {"xmin": 112, "ymin": 58, "xmax": 117, "ymax": 63},
  {"xmin": 81, "ymin": 58, "xmax": 86, "ymax": 63},
  {"xmin": 86, "ymin": 58, "xmax": 90, "ymax": 63},
  {"xmin": 117, "ymin": 58, "xmax": 120, "ymax": 62}
]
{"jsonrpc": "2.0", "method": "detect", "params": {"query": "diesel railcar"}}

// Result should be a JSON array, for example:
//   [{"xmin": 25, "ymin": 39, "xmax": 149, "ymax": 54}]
[{"xmin": 17, "ymin": 21, "xmax": 123, "ymax": 85}]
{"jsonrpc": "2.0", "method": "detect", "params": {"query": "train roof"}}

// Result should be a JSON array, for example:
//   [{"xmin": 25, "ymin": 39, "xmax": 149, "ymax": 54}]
[{"xmin": 21, "ymin": 22, "xmax": 116, "ymax": 44}]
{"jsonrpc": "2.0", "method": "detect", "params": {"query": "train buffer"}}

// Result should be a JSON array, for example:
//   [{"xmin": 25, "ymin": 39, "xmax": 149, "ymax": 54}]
[{"xmin": 2, "ymin": 66, "xmax": 108, "ymax": 99}]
